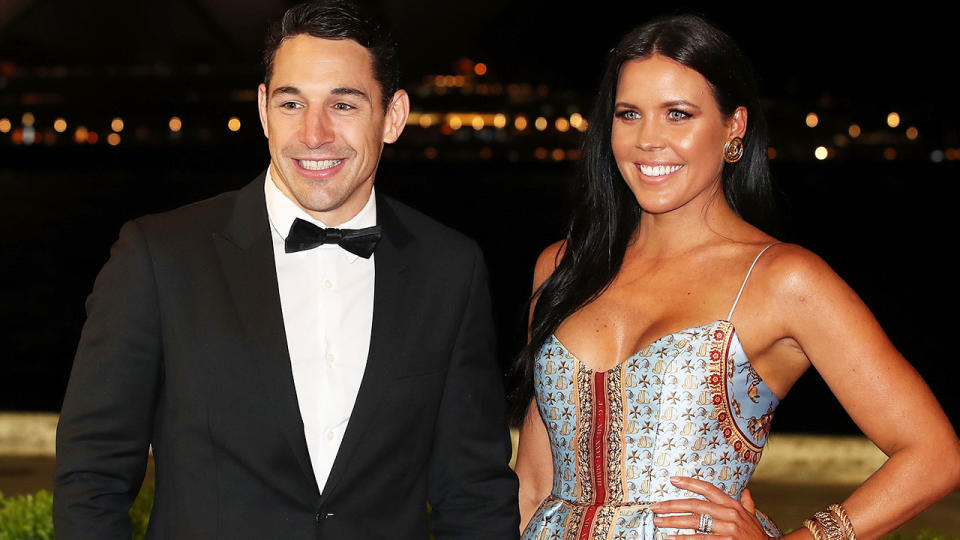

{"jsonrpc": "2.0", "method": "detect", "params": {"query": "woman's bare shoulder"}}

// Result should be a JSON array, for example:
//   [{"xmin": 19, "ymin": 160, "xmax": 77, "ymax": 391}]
[
  {"xmin": 751, "ymin": 242, "xmax": 855, "ymax": 312},
  {"xmin": 533, "ymin": 240, "xmax": 567, "ymax": 291}
]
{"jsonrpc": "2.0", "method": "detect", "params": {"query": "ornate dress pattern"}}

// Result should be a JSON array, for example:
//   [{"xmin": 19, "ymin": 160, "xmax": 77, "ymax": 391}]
[{"xmin": 523, "ymin": 244, "xmax": 782, "ymax": 540}]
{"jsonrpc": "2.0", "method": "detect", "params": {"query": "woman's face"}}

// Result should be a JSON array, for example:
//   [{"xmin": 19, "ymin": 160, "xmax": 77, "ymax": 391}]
[{"xmin": 611, "ymin": 54, "xmax": 746, "ymax": 216}]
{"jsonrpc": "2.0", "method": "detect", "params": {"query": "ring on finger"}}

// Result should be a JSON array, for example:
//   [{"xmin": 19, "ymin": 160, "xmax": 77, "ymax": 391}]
[{"xmin": 697, "ymin": 513, "xmax": 714, "ymax": 534}]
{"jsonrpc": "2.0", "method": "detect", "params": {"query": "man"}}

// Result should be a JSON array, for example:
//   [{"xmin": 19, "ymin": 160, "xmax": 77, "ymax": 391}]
[{"xmin": 53, "ymin": 1, "xmax": 520, "ymax": 538}]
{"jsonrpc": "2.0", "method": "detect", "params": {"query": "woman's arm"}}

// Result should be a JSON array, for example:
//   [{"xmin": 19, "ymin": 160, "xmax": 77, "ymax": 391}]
[
  {"xmin": 515, "ymin": 240, "xmax": 568, "ymax": 532},
  {"xmin": 515, "ymin": 399, "xmax": 554, "ymax": 531},
  {"xmin": 766, "ymin": 246, "xmax": 960, "ymax": 539},
  {"xmin": 655, "ymin": 245, "xmax": 960, "ymax": 540}
]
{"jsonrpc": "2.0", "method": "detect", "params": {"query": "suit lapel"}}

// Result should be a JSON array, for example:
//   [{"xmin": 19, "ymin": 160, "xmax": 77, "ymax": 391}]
[
  {"xmin": 322, "ymin": 195, "xmax": 414, "ymax": 497},
  {"xmin": 212, "ymin": 175, "xmax": 317, "ymax": 492}
]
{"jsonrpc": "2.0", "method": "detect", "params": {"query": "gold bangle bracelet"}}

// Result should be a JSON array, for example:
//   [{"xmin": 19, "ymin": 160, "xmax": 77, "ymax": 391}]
[
  {"xmin": 804, "ymin": 518, "xmax": 826, "ymax": 540},
  {"xmin": 814, "ymin": 511, "xmax": 844, "ymax": 540},
  {"xmin": 828, "ymin": 503, "xmax": 857, "ymax": 540}
]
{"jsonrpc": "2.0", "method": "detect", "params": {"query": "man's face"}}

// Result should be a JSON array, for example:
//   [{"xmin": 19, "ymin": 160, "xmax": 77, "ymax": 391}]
[{"xmin": 258, "ymin": 35, "xmax": 408, "ymax": 226}]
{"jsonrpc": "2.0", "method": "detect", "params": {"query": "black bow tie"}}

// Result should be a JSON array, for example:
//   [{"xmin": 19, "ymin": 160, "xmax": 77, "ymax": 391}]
[{"xmin": 285, "ymin": 218, "xmax": 381, "ymax": 259}]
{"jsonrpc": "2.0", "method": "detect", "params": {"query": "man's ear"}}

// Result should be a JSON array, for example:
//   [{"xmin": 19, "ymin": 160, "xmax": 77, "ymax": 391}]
[
  {"xmin": 382, "ymin": 89, "xmax": 410, "ymax": 144},
  {"xmin": 258, "ymin": 83, "xmax": 270, "ymax": 139}
]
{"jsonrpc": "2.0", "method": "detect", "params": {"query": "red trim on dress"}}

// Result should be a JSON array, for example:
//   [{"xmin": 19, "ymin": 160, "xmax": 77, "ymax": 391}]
[
  {"xmin": 708, "ymin": 322, "xmax": 763, "ymax": 464},
  {"xmin": 579, "ymin": 371, "xmax": 608, "ymax": 540}
]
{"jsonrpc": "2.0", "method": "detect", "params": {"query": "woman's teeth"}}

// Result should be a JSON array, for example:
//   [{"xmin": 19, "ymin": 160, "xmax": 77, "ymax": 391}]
[{"xmin": 638, "ymin": 164, "xmax": 683, "ymax": 177}]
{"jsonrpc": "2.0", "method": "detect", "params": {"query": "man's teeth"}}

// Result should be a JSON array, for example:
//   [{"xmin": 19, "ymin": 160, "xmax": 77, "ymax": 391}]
[
  {"xmin": 298, "ymin": 159, "xmax": 342, "ymax": 170},
  {"xmin": 638, "ymin": 164, "xmax": 683, "ymax": 177}
]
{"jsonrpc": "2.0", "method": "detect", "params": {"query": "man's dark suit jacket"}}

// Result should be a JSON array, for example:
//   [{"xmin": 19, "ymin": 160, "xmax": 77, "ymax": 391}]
[{"xmin": 53, "ymin": 173, "xmax": 520, "ymax": 539}]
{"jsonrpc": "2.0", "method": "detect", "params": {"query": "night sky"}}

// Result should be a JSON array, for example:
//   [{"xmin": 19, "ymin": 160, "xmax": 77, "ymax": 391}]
[
  {"xmin": 1, "ymin": 1, "xmax": 957, "ymax": 431},
  {"xmin": 2, "ymin": 1, "xmax": 957, "ymax": 105}
]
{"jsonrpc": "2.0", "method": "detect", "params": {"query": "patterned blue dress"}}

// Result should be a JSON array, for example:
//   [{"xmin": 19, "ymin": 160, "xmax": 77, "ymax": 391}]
[{"xmin": 523, "ymin": 245, "xmax": 782, "ymax": 540}]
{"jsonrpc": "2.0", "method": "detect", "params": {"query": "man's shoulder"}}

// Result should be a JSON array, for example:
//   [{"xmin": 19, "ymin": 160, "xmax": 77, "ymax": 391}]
[
  {"xmin": 133, "ymin": 177, "xmax": 261, "ymax": 240},
  {"xmin": 136, "ymin": 190, "xmax": 238, "ymax": 229},
  {"xmin": 379, "ymin": 194, "xmax": 480, "ymax": 256}
]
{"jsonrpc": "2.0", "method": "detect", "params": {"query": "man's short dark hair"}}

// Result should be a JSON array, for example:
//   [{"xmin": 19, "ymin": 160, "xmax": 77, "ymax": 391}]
[{"xmin": 263, "ymin": 0, "xmax": 400, "ymax": 110}]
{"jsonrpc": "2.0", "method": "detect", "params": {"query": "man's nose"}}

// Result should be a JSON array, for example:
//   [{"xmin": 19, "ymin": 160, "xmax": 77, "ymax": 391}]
[{"xmin": 301, "ymin": 110, "xmax": 334, "ymax": 148}]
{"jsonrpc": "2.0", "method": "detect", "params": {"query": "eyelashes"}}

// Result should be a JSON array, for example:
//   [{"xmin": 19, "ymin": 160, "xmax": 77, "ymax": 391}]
[{"xmin": 613, "ymin": 109, "xmax": 694, "ymax": 121}]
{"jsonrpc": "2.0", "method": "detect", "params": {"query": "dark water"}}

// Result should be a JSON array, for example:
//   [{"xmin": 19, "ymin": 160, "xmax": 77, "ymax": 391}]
[{"xmin": 2, "ymin": 144, "xmax": 957, "ymax": 434}]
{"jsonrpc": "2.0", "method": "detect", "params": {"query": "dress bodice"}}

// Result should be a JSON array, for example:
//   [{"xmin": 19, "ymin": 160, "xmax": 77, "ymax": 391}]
[
  {"xmin": 523, "ymin": 244, "xmax": 783, "ymax": 540},
  {"xmin": 536, "ymin": 320, "xmax": 777, "ymax": 502}
]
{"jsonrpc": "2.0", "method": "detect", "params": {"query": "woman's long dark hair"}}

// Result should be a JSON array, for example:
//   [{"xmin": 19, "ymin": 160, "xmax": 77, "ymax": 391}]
[{"xmin": 508, "ymin": 14, "xmax": 777, "ymax": 424}]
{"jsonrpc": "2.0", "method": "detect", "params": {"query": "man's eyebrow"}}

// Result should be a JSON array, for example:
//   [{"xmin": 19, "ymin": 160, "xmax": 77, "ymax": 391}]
[
  {"xmin": 331, "ymin": 87, "xmax": 370, "ymax": 102},
  {"xmin": 271, "ymin": 86, "xmax": 301, "ymax": 98},
  {"xmin": 269, "ymin": 86, "xmax": 371, "ymax": 103}
]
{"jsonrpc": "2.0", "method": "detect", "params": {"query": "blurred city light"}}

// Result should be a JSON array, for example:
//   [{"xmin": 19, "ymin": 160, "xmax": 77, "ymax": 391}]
[
  {"xmin": 0, "ymin": 118, "xmax": 11, "ymax": 133},
  {"xmin": 848, "ymin": 124, "xmax": 861, "ymax": 138},
  {"xmin": 471, "ymin": 115, "xmax": 484, "ymax": 130},
  {"xmin": 805, "ymin": 112, "xmax": 819, "ymax": 128},
  {"xmin": 474, "ymin": 62, "xmax": 487, "ymax": 76},
  {"xmin": 906, "ymin": 126, "xmax": 918, "ymax": 140},
  {"xmin": 169, "ymin": 116, "xmax": 182, "ymax": 132},
  {"xmin": 815, "ymin": 146, "xmax": 828, "ymax": 160},
  {"xmin": 227, "ymin": 117, "xmax": 241, "ymax": 131},
  {"xmin": 555, "ymin": 118, "xmax": 570, "ymax": 132},
  {"xmin": 514, "ymin": 116, "xmax": 528, "ymax": 131},
  {"xmin": 884, "ymin": 147, "xmax": 896, "ymax": 160},
  {"xmin": 570, "ymin": 113, "xmax": 585, "ymax": 131},
  {"xmin": 74, "ymin": 126, "xmax": 88, "ymax": 144},
  {"xmin": 534, "ymin": 117, "xmax": 548, "ymax": 131},
  {"xmin": 107, "ymin": 133, "xmax": 121, "ymax": 146},
  {"xmin": 886, "ymin": 112, "xmax": 900, "ymax": 128},
  {"xmin": 53, "ymin": 118, "xmax": 67, "ymax": 133},
  {"xmin": 111, "ymin": 117, "xmax": 124, "ymax": 132},
  {"xmin": 493, "ymin": 113, "xmax": 507, "ymax": 129}
]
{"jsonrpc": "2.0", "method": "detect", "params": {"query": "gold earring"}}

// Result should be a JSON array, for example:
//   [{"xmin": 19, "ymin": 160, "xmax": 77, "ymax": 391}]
[{"xmin": 723, "ymin": 137, "xmax": 744, "ymax": 163}]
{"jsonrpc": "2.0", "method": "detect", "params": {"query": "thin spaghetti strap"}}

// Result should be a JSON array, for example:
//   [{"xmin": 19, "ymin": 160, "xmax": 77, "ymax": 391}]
[{"xmin": 726, "ymin": 242, "xmax": 781, "ymax": 321}]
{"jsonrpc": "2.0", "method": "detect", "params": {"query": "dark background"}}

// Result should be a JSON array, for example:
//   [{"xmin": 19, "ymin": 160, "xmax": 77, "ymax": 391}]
[{"xmin": 1, "ymin": 1, "xmax": 957, "ymax": 434}]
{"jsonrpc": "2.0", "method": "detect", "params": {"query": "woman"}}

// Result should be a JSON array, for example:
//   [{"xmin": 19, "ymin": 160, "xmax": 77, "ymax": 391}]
[{"xmin": 512, "ymin": 14, "xmax": 960, "ymax": 540}]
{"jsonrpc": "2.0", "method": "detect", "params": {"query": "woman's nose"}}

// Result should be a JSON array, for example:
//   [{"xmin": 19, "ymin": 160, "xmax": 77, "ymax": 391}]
[{"xmin": 635, "ymin": 120, "xmax": 665, "ymax": 151}]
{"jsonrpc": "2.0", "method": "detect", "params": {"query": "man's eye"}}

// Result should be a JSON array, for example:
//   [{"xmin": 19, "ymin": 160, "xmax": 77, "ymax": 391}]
[
  {"xmin": 279, "ymin": 102, "xmax": 302, "ymax": 110},
  {"xmin": 333, "ymin": 103, "xmax": 355, "ymax": 111}
]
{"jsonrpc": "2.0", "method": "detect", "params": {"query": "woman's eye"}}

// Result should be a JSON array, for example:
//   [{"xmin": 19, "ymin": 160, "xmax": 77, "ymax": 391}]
[
  {"xmin": 616, "ymin": 110, "xmax": 640, "ymax": 120},
  {"xmin": 668, "ymin": 110, "xmax": 691, "ymax": 121}
]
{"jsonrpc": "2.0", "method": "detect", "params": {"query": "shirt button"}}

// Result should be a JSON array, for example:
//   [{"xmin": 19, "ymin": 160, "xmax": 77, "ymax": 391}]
[
  {"xmin": 326, "ymin": 352, "xmax": 335, "ymax": 364},
  {"xmin": 326, "ymin": 430, "xmax": 334, "ymax": 441},
  {"xmin": 322, "ymin": 279, "xmax": 333, "ymax": 289}
]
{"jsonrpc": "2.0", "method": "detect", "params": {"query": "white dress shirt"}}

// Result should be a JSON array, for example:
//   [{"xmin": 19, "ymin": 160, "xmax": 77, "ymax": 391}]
[{"xmin": 264, "ymin": 169, "xmax": 375, "ymax": 493}]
